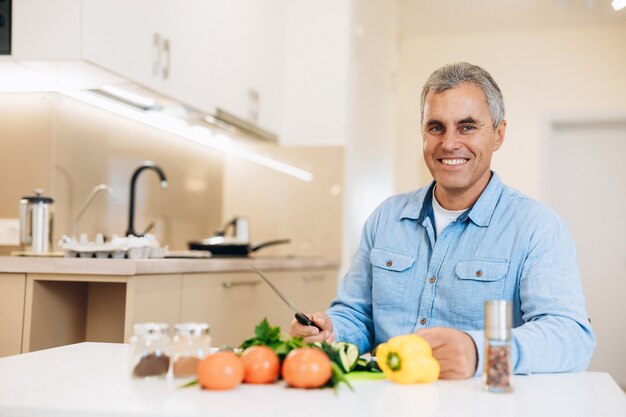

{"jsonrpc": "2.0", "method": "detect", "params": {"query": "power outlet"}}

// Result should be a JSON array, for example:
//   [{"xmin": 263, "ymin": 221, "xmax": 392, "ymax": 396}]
[{"xmin": 0, "ymin": 218, "xmax": 20, "ymax": 245}]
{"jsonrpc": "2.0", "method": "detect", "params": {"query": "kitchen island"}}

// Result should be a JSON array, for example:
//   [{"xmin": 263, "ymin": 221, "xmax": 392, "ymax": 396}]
[
  {"xmin": 0, "ymin": 256, "xmax": 339, "ymax": 357},
  {"xmin": 0, "ymin": 342, "xmax": 624, "ymax": 417}
]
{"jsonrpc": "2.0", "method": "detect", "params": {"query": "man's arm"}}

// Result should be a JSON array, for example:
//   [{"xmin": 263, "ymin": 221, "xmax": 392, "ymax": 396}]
[
  {"xmin": 416, "ymin": 327, "xmax": 477, "ymax": 379},
  {"xmin": 325, "ymin": 247, "xmax": 376, "ymax": 354},
  {"xmin": 468, "ymin": 220, "xmax": 595, "ymax": 375}
]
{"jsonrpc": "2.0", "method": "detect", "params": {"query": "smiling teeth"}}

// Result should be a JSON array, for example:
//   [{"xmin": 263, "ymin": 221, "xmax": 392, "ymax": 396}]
[{"xmin": 441, "ymin": 159, "xmax": 467, "ymax": 166}]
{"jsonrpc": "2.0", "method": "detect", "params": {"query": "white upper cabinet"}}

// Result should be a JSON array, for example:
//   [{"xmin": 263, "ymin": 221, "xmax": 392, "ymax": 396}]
[
  {"xmin": 81, "ymin": 0, "xmax": 285, "ymax": 134},
  {"xmin": 12, "ymin": 0, "xmax": 82, "ymax": 60},
  {"xmin": 12, "ymin": 0, "xmax": 350, "ymax": 145},
  {"xmin": 81, "ymin": 0, "xmax": 217, "ymax": 113},
  {"xmin": 209, "ymin": 0, "xmax": 286, "ymax": 135}
]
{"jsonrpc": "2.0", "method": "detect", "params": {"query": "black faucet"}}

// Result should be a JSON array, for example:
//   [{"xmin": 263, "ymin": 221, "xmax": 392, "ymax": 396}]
[{"xmin": 126, "ymin": 161, "xmax": 168, "ymax": 237}]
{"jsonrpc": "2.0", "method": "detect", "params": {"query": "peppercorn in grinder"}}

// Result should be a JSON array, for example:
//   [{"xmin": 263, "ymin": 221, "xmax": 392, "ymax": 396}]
[
  {"xmin": 483, "ymin": 300, "xmax": 513, "ymax": 393},
  {"xmin": 19, "ymin": 189, "xmax": 54, "ymax": 254}
]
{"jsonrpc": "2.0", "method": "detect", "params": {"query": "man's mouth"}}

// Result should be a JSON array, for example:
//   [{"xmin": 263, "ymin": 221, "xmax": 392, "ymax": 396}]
[{"xmin": 439, "ymin": 158, "xmax": 469, "ymax": 166}]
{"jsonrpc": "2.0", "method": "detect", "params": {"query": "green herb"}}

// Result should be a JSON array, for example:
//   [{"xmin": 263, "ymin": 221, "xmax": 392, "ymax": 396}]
[
  {"xmin": 239, "ymin": 318, "xmax": 303, "ymax": 359},
  {"xmin": 178, "ymin": 379, "xmax": 198, "ymax": 389},
  {"xmin": 240, "ymin": 318, "xmax": 280, "ymax": 348}
]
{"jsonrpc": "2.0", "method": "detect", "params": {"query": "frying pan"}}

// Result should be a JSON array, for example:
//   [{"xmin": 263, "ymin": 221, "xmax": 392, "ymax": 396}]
[{"xmin": 188, "ymin": 238, "xmax": 290, "ymax": 256}]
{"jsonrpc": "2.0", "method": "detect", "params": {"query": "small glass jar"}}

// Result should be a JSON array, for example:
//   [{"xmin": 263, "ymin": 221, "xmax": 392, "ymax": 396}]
[
  {"xmin": 171, "ymin": 322, "xmax": 212, "ymax": 378},
  {"xmin": 482, "ymin": 300, "xmax": 513, "ymax": 393},
  {"xmin": 129, "ymin": 322, "xmax": 171, "ymax": 378}
]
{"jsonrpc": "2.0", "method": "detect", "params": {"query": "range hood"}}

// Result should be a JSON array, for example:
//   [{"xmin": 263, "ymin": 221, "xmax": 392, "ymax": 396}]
[{"xmin": 0, "ymin": 58, "xmax": 313, "ymax": 182}]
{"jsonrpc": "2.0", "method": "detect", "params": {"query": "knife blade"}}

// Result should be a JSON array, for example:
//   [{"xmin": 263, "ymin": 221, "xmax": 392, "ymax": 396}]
[{"xmin": 250, "ymin": 265, "xmax": 323, "ymax": 331}]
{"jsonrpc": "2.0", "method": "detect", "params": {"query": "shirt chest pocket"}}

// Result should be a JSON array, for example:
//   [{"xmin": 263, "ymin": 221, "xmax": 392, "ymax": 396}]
[
  {"xmin": 370, "ymin": 247, "xmax": 416, "ymax": 308},
  {"xmin": 449, "ymin": 259, "xmax": 510, "ymax": 321}
]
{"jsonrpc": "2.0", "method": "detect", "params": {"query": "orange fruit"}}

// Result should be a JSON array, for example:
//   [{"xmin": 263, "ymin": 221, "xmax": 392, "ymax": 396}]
[
  {"xmin": 241, "ymin": 345, "xmax": 280, "ymax": 384},
  {"xmin": 197, "ymin": 351, "xmax": 244, "ymax": 390},
  {"xmin": 281, "ymin": 347, "xmax": 332, "ymax": 388}
]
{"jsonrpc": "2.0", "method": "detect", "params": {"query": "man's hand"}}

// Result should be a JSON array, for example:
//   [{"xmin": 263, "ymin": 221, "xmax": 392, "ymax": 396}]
[
  {"xmin": 416, "ymin": 327, "xmax": 477, "ymax": 379},
  {"xmin": 289, "ymin": 312, "xmax": 335, "ymax": 343}
]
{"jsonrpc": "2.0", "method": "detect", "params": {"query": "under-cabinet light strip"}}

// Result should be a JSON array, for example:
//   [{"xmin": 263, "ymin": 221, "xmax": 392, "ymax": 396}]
[
  {"xmin": 100, "ymin": 84, "xmax": 157, "ymax": 109},
  {"xmin": 612, "ymin": 0, "xmax": 626, "ymax": 11},
  {"xmin": 57, "ymin": 88, "xmax": 314, "ymax": 182}
]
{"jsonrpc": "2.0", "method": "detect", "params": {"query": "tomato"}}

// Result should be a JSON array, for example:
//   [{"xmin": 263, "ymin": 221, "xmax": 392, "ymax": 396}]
[
  {"xmin": 197, "ymin": 351, "xmax": 244, "ymax": 390},
  {"xmin": 241, "ymin": 345, "xmax": 280, "ymax": 384},
  {"xmin": 281, "ymin": 347, "xmax": 332, "ymax": 388}
]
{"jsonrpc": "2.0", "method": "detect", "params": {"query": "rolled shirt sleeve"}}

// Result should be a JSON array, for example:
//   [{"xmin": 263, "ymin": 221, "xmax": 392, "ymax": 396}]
[{"xmin": 468, "ymin": 220, "xmax": 595, "ymax": 376}]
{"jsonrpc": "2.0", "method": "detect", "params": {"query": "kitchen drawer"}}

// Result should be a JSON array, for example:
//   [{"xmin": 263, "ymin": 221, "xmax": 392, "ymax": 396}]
[{"xmin": 180, "ymin": 269, "xmax": 338, "ymax": 347}]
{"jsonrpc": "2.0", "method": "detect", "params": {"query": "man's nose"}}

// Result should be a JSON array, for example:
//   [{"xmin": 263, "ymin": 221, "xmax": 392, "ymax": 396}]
[{"xmin": 441, "ymin": 130, "xmax": 461, "ymax": 151}]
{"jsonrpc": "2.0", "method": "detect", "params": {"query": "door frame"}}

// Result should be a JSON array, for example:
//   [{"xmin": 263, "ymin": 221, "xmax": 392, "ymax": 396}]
[{"xmin": 540, "ymin": 111, "xmax": 626, "ymax": 387}]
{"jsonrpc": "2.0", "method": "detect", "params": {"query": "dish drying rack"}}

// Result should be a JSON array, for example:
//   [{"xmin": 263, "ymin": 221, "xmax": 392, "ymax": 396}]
[{"xmin": 58, "ymin": 234, "xmax": 167, "ymax": 259}]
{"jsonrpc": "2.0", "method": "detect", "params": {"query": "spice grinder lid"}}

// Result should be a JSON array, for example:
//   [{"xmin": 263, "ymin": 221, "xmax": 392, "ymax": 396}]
[{"xmin": 484, "ymin": 300, "xmax": 512, "ymax": 340}]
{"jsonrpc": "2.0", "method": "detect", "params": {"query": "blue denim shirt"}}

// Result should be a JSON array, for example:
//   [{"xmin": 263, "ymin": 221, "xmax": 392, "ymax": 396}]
[{"xmin": 328, "ymin": 172, "xmax": 595, "ymax": 375}]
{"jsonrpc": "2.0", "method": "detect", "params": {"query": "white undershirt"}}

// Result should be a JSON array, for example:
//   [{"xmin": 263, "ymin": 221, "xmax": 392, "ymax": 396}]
[{"xmin": 432, "ymin": 187, "xmax": 467, "ymax": 238}]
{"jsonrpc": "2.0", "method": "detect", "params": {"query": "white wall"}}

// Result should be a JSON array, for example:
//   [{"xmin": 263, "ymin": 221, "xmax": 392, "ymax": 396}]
[
  {"xmin": 341, "ymin": 0, "xmax": 399, "ymax": 274},
  {"xmin": 396, "ymin": 24, "xmax": 626, "ymax": 196},
  {"xmin": 281, "ymin": 0, "xmax": 350, "ymax": 146}
]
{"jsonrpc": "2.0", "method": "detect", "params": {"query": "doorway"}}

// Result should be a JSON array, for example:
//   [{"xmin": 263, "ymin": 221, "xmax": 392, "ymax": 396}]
[{"xmin": 545, "ymin": 119, "xmax": 626, "ymax": 388}]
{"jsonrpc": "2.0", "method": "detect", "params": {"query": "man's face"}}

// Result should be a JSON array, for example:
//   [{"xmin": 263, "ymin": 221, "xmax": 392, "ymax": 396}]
[{"xmin": 422, "ymin": 83, "xmax": 506, "ymax": 205}]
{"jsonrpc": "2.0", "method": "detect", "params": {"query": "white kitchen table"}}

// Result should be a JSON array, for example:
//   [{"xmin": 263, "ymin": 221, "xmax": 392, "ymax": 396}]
[{"xmin": 0, "ymin": 343, "xmax": 623, "ymax": 417}]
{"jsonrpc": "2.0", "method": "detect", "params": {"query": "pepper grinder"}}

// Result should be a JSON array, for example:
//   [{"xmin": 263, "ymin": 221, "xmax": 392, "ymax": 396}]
[{"xmin": 482, "ymin": 300, "xmax": 513, "ymax": 393}]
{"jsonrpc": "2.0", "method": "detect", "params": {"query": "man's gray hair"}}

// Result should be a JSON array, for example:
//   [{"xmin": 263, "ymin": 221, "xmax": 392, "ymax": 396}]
[{"xmin": 420, "ymin": 62, "xmax": 505, "ymax": 128}]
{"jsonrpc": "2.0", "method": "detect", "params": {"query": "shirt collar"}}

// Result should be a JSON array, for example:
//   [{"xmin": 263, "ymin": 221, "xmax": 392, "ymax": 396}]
[
  {"xmin": 400, "ymin": 171, "xmax": 503, "ymax": 227},
  {"xmin": 464, "ymin": 172, "xmax": 503, "ymax": 227},
  {"xmin": 400, "ymin": 181, "xmax": 435, "ymax": 222}
]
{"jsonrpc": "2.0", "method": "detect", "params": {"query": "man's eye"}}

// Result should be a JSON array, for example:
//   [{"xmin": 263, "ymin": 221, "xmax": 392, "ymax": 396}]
[
  {"xmin": 460, "ymin": 125, "xmax": 476, "ymax": 133},
  {"xmin": 429, "ymin": 125, "xmax": 443, "ymax": 133}
]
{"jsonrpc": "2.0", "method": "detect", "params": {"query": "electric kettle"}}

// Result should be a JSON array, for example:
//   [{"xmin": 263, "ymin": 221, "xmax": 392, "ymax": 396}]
[{"xmin": 19, "ymin": 189, "xmax": 54, "ymax": 253}]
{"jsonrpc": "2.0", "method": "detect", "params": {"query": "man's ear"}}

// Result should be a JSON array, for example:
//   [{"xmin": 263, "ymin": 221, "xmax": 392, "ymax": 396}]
[{"xmin": 493, "ymin": 120, "xmax": 506, "ymax": 151}]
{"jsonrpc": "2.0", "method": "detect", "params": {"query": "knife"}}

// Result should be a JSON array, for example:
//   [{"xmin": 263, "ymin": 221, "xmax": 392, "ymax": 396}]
[{"xmin": 250, "ymin": 265, "xmax": 323, "ymax": 331}]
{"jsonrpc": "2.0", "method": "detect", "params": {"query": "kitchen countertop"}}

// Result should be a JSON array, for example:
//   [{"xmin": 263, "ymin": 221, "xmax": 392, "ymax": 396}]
[
  {"xmin": 0, "ymin": 343, "xmax": 624, "ymax": 417},
  {"xmin": 0, "ymin": 256, "xmax": 339, "ymax": 275}
]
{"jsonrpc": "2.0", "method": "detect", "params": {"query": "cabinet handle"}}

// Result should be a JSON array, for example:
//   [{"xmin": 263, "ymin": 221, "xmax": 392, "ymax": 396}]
[
  {"xmin": 222, "ymin": 280, "xmax": 260, "ymax": 289},
  {"xmin": 162, "ymin": 38, "xmax": 170, "ymax": 79},
  {"xmin": 152, "ymin": 33, "xmax": 161, "ymax": 77}
]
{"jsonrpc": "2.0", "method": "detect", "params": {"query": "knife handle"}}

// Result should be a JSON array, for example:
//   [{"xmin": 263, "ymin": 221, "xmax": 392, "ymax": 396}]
[{"xmin": 295, "ymin": 312, "xmax": 323, "ymax": 331}]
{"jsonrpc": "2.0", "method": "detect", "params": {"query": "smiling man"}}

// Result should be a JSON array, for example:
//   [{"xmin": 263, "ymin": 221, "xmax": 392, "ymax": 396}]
[{"xmin": 290, "ymin": 62, "xmax": 595, "ymax": 379}]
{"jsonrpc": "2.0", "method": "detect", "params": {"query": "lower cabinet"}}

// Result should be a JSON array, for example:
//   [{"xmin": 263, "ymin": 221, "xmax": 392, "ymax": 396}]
[
  {"xmin": 8, "ymin": 268, "xmax": 337, "ymax": 356},
  {"xmin": 0, "ymin": 274, "xmax": 26, "ymax": 357},
  {"xmin": 20, "ymin": 274, "xmax": 182, "ymax": 354},
  {"xmin": 181, "ymin": 269, "xmax": 338, "ymax": 347}
]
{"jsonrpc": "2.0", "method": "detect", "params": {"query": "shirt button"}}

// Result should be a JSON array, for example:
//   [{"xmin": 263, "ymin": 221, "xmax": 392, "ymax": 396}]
[
  {"xmin": 428, "ymin": 276, "xmax": 436, "ymax": 284},
  {"xmin": 419, "ymin": 318, "xmax": 427, "ymax": 325},
  {"xmin": 386, "ymin": 260, "xmax": 392, "ymax": 267},
  {"xmin": 476, "ymin": 270, "xmax": 483, "ymax": 277}
]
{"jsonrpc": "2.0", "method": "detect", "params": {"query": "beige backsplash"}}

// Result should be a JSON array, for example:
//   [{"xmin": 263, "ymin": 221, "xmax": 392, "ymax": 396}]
[{"xmin": 0, "ymin": 92, "xmax": 343, "ymax": 259}]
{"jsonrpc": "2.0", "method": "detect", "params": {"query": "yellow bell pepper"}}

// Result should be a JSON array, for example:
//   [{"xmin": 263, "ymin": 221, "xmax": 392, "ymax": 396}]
[{"xmin": 375, "ymin": 334, "xmax": 440, "ymax": 384}]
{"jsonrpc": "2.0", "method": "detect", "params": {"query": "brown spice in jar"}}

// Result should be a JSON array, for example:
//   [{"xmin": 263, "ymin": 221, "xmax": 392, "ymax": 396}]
[
  {"xmin": 133, "ymin": 352, "xmax": 170, "ymax": 377},
  {"xmin": 485, "ymin": 345, "xmax": 511, "ymax": 391},
  {"xmin": 173, "ymin": 356, "xmax": 201, "ymax": 378}
]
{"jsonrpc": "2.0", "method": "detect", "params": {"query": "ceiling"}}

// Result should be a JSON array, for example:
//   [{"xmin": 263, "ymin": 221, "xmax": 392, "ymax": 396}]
[{"xmin": 399, "ymin": 0, "xmax": 626, "ymax": 36}]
